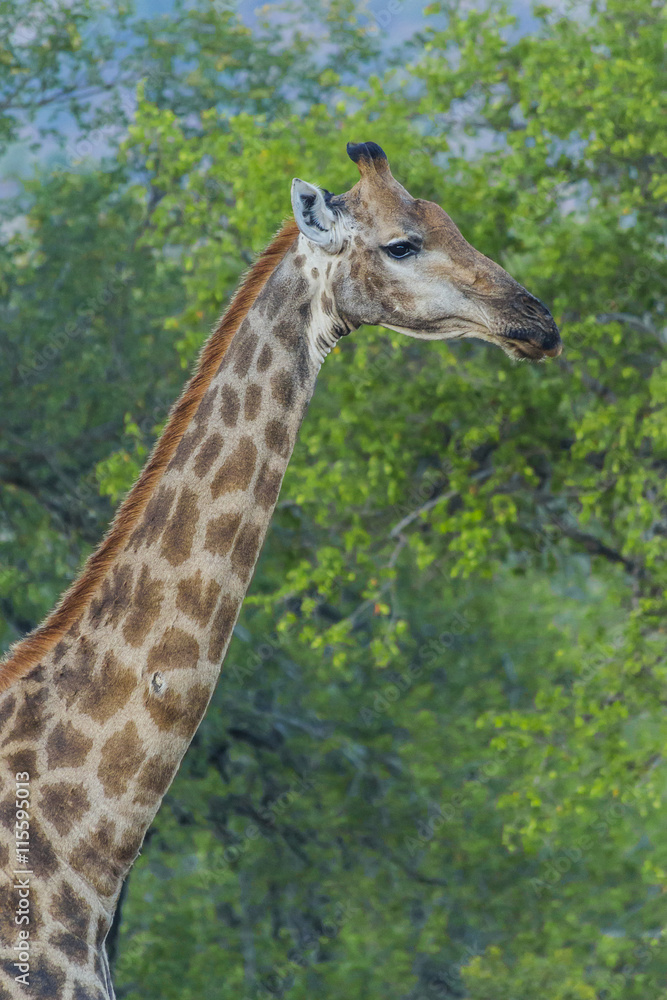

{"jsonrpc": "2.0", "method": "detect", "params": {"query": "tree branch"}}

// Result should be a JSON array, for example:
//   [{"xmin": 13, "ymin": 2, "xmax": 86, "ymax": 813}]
[
  {"xmin": 548, "ymin": 512, "xmax": 638, "ymax": 573},
  {"xmin": 596, "ymin": 312, "xmax": 663, "ymax": 343}
]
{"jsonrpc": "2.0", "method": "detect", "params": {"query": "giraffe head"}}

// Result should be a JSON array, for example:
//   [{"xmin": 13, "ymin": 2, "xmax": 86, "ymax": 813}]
[{"xmin": 291, "ymin": 141, "xmax": 561, "ymax": 360}]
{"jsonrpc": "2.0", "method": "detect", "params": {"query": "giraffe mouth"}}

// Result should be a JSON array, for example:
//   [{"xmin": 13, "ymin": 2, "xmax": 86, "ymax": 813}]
[
  {"xmin": 383, "ymin": 321, "xmax": 562, "ymax": 361},
  {"xmin": 456, "ymin": 319, "xmax": 563, "ymax": 361},
  {"xmin": 503, "ymin": 338, "xmax": 562, "ymax": 361},
  {"xmin": 499, "ymin": 307, "xmax": 562, "ymax": 360},
  {"xmin": 460, "ymin": 327, "xmax": 562, "ymax": 361}
]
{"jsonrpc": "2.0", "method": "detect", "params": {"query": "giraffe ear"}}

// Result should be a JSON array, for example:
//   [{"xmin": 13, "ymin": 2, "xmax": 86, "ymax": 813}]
[{"xmin": 291, "ymin": 179, "xmax": 341, "ymax": 251}]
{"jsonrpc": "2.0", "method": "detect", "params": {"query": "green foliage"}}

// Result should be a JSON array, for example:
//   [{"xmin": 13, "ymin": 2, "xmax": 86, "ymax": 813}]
[
  {"xmin": 2, "ymin": 0, "xmax": 667, "ymax": 997},
  {"xmin": 0, "ymin": 0, "xmax": 134, "ymax": 150}
]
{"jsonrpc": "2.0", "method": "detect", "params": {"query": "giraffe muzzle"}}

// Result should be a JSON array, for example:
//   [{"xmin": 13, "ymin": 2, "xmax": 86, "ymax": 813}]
[{"xmin": 500, "ymin": 293, "xmax": 562, "ymax": 360}]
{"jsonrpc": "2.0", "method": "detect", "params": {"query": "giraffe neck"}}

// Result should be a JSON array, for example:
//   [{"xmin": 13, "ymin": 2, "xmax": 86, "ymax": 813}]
[{"xmin": 0, "ymin": 234, "xmax": 349, "ymax": 998}]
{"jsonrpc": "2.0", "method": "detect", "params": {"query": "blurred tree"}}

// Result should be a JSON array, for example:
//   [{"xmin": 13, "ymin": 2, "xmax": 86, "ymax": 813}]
[
  {"xmin": 0, "ymin": 0, "xmax": 135, "ymax": 151},
  {"xmin": 2, "ymin": 0, "xmax": 666, "ymax": 998}
]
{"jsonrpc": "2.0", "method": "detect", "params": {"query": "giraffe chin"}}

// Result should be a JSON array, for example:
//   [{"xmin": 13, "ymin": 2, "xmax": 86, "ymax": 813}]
[{"xmin": 502, "ymin": 338, "xmax": 563, "ymax": 361}]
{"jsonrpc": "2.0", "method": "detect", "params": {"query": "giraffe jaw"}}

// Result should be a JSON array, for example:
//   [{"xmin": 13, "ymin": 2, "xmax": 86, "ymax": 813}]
[{"xmin": 384, "ymin": 319, "xmax": 562, "ymax": 361}]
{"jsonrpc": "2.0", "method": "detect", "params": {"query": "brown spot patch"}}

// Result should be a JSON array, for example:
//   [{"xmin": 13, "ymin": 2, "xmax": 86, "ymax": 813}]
[
  {"xmin": 197, "ymin": 383, "xmax": 219, "ymax": 421},
  {"xmin": 231, "ymin": 523, "xmax": 262, "ymax": 581},
  {"xmin": 205, "ymin": 511, "xmax": 242, "ymax": 557},
  {"xmin": 168, "ymin": 424, "xmax": 205, "ymax": 472},
  {"xmin": 265, "ymin": 419, "xmax": 291, "ymax": 458},
  {"xmin": 167, "ymin": 387, "xmax": 218, "ymax": 473},
  {"xmin": 40, "ymin": 781, "xmax": 90, "ymax": 837},
  {"xmin": 298, "ymin": 300, "xmax": 311, "ymax": 326},
  {"xmin": 160, "ymin": 486, "xmax": 200, "ymax": 566},
  {"xmin": 133, "ymin": 755, "xmax": 179, "ymax": 806},
  {"xmin": 116, "ymin": 825, "xmax": 142, "ymax": 866},
  {"xmin": 254, "ymin": 461, "xmax": 283, "ymax": 510},
  {"xmin": 233, "ymin": 328, "xmax": 259, "ymax": 377},
  {"xmin": 208, "ymin": 595, "xmax": 238, "ymax": 663},
  {"xmin": 53, "ymin": 636, "xmax": 96, "ymax": 707},
  {"xmin": 46, "ymin": 721, "xmax": 93, "ymax": 770},
  {"xmin": 53, "ymin": 881, "xmax": 92, "ymax": 939},
  {"xmin": 292, "ymin": 274, "xmax": 308, "ymax": 298},
  {"xmin": 73, "ymin": 983, "xmax": 100, "ymax": 1000},
  {"xmin": 210, "ymin": 437, "xmax": 257, "ymax": 498},
  {"xmin": 0, "ymin": 694, "xmax": 16, "ymax": 730},
  {"xmin": 2, "ymin": 687, "xmax": 51, "ymax": 744},
  {"xmin": 256, "ymin": 344, "xmax": 273, "ymax": 371},
  {"xmin": 98, "ymin": 721, "xmax": 144, "ymax": 798},
  {"xmin": 147, "ymin": 627, "xmax": 200, "ymax": 673},
  {"xmin": 88, "ymin": 563, "xmax": 133, "ymax": 628},
  {"xmin": 79, "ymin": 651, "xmax": 137, "ymax": 724},
  {"xmin": 50, "ymin": 930, "xmax": 89, "ymax": 966},
  {"xmin": 29, "ymin": 818, "xmax": 60, "ymax": 878},
  {"xmin": 127, "ymin": 484, "xmax": 176, "ymax": 548},
  {"xmin": 244, "ymin": 383, "xmax": 262, "ymax": 421},
  {"xmin": 67, "ymin": 617, "xmax": 82, "ymax": 638},
  {"xmin": 176, "ymin": 571, "xmax": 221, "ymax": 627},
  {"xmin": 123, "ymin": 565, "xmax": 164, "ymax": 647},
  {"xmin": 6, "ymin": 748, "xmax": 38, "ymax": 781},
  {"xmin": 0, "ymin": 795, "xmax": 15, "ymax": 830},
  {"xmin": 194, "ymin": 432, "xmax": 224, "ymax": 478},
  {"xmin": 27, "ymin": 956, "xmax": 66, "ymax": 997},
  {"xmin": 271, "ymin": 369, "xmax": 296, "ymax": 409},
  {"xmin": 52, "ymin": 639, "xmax": 69, "ymax": 664},
  {"xmin": 273, "ymin": 318, "xmax": 299, "ymax": 352},
  {"xmin": 69, "ymin": 817, "xmax": 122, "ymax": 897},
  {"xmin": 220, "ymin": 386, "xmax": 240, "ymax": 427},
  {"xmin": 24, "ymin": 662, "xmax": 45, "ymax": 683},
  {"xmin": 144, "ymin": 681, "xmax": 210, "ymax": 738}
]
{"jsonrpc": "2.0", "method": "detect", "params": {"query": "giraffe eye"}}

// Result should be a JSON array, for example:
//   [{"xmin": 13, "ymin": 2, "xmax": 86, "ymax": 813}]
[{"xmin": 384, "ymin": 241, "xmax": 419, "ymax": 259}]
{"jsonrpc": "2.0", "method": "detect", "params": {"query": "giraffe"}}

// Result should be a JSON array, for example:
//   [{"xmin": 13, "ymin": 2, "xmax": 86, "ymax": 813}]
[{"xmin": 0, "ymin": 141, "xmax": 561, "ymax": 999}]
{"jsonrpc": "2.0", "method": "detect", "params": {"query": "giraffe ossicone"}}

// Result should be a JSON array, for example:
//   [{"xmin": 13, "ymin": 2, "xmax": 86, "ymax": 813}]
[{"xmin": 0, "ymin": 141, "xmax": 561, "ymax": 999}]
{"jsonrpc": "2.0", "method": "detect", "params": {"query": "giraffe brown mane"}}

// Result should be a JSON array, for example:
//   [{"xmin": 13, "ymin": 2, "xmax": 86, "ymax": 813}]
[{"xmin": 0, "ymin": 218, "xmax": 300, "ymax": 693}]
